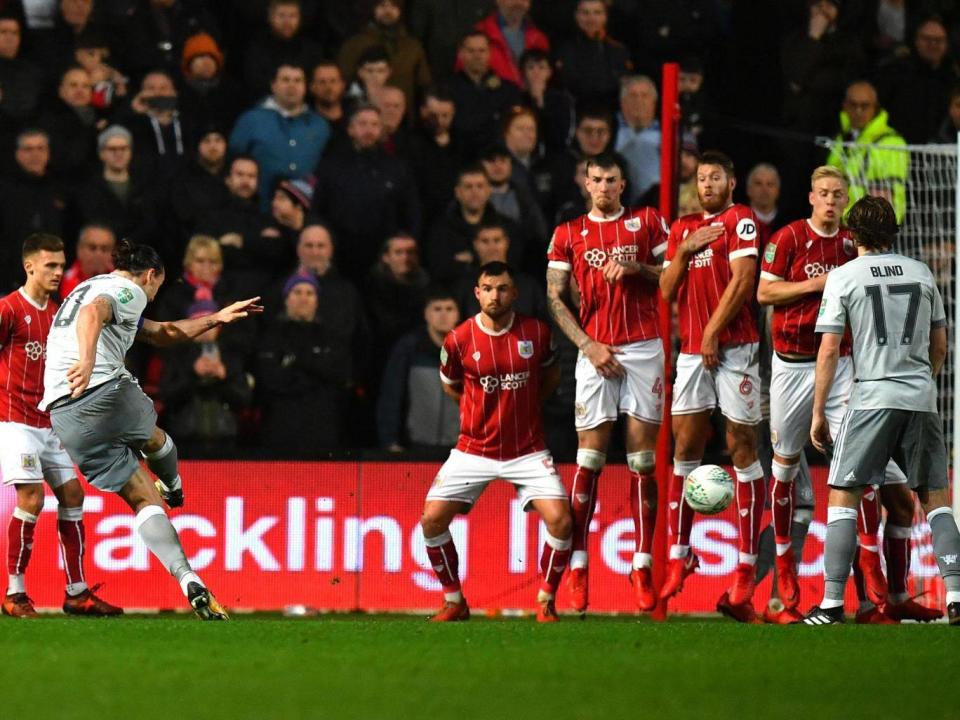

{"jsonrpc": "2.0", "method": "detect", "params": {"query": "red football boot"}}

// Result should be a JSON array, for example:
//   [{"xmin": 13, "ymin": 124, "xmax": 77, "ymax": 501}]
[
  {"xmin": 629, "ymin": 568, "xmax": 656, "ymax": 612},
  {"xmin": 2, "ymin": 592, "xmax": 38, "ymax": 618},
  {"xmin": 857, "ymin": 548, "xmax": 888, "ymax": 605},
  {"xmin": 728, "ymin": 562, "xmax": 757, "ymax": 606},
  {"xmin": 536, "ymin": 592, "xmax": 560, "ymax": 623},
  {"xmin": 762, "ymin": 599, "xmax": 804, "ymax": 624},
  {"xmin": 856, "ymin": 605, "xmax": 898, "ymax": 624},
  {"xmin": 63, "ymin": 584, "xmax": 124, "ymax": 616},
  {"xmin": 659, "ymin": 553, "xmax": 699, "ymax": 600},
  {"xmin": 717, "ymin": 591, "xmax": 760, "ymax": 624},
  {"xmin": 430, "ymin": 599, "xmax": 470, "ymax": 622},
  {"xmin": 775, "ymin": 550, "xmax": 801, "ymax": 609},
  {"xmin": 567, "ymin": 567, "xmax": 588, "ymax": 613},
  {"xmin": 883, "ymin": 598, "xmax": 943, "ymax": 623}
]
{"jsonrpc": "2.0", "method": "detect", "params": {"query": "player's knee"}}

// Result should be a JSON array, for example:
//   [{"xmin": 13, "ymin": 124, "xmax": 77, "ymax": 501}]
[
  {"xmin": 16, "ymin": 485, "xmax": 44, "ymax": 515},
  {"xmin": 882, "ymin": 491, "xmax": 914, "ymax": 527},
  {"xmin": 142, "ymin": 427, "xmax": 167, "ymax": 455},
  {"xmin": 420, "ymin": 511, "xmax": 449, "ymax": 539},
  {"xmin": 576, "ymin": 448, "xmax": 606, "ymax": 471},
  {"xmin": 57, "ymin": 479, "xmax": 84, "ymax": 508},
  {"xmin": 626, "ymin": 451, "xmax": 655, "ymax": 474}
]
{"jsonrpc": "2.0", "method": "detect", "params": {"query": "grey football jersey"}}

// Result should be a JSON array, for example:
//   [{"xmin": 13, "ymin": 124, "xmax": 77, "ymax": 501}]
[
  {"xmin": 816, "ymin": 251, "xmax": 945, "ymax": 412},
  {"xmin": 41, "ymin": 273, "xmax": 147, "ymax": 409}
]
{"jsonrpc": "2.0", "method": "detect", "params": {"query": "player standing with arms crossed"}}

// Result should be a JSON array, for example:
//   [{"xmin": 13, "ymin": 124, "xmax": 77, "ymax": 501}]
[
  {"xmin": 659, "ymin": 151, "xmax": 765, "ymax": 621},
  {"xmin": 2, "ymin": 234, "xmax": 121, "ymax": 617},
  {"xmin": 758, "ymin": 167, "xmax": 932, "ymax": 623},
  {"xmin": 804, "ymin": 196, "xmax": 960, "ymax": 625},
  {"xmin": 40, "ymin": 240, "xmax": 261, "ymax": 619},
  {"xmin": 421, "ymin": 262, "xmax": 571, "ymax": 622},
  {"xmin": 546, "ymin": 152, "xmax": 668, "ymax": 613}
]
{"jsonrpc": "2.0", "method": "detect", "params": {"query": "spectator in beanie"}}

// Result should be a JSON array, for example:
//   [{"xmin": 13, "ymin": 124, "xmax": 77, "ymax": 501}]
[
  {"xmin": 60, "ymin": 223, "xmax": 115, "ymax": 298},
  {"xmin": 179, "ymin": 31, "xmax": 244, "ymax": 132},
  {"xmin": 230, "ymin": 61, "xmax": 330, "ymax": 211},
  {"xmin": 253, "ymin": 177, "xmax": 313, "ymax": 287},
  {"xmin": 256, "ymin": 272, "xmax": 353, "ymax": 455},
  {"xmin": 338, "ymin": 0, "xmax": 432, "ymax": 110}
]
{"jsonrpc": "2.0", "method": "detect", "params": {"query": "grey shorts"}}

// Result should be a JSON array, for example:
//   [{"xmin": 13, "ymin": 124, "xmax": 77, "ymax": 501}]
[
  {"xmin": 50, "ymin": 376, "xmax": 157, "ymax": 493},
  {"xmin": 828, "ymin": 409, "xmax": 948, "ymax": 491}
]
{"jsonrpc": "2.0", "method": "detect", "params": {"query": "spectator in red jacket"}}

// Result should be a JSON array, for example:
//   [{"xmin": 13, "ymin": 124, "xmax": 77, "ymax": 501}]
[{"xmin": 472, "ymin": 0, "xmax": 548, "ymax": 87}]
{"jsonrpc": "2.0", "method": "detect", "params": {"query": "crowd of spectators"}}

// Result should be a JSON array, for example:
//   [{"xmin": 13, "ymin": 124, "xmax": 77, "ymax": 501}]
[{"xmin": 2, "ymin": 0, "xmax": 959, "ymax": 459}]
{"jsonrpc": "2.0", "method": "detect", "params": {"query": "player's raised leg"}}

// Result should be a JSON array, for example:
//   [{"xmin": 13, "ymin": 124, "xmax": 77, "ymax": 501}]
[
  {"xmin": 3, "ymin": 484, "xmax": 43, "ymax": 618},
  {"xmin": 142, "ymin": 427, "xmax": 184, "ymax": 507},
  {"xmin": 530, "ymin": 497, "xmax": 573, "ymax": 623},
  {"xmin": 421, "ymin": 499, "xmax": 471, "ymax": 622},
  {"xmin": 625, "ymin": 418, "xmax": 659, "ymax": 611},
  {"xmin": 52, "ymin": 477, "xmax": 122, "ymax": 616},
  {"xmin": 661, "ymin": 411, "xmax": 708, "ymax": 600},
  {"xmin": 117, "ymin": 467, "xmax": 227, "ymax": 620}
]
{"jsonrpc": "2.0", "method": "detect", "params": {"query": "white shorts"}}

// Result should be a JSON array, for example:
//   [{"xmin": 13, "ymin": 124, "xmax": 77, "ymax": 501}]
[
  {"xmin": 0, "ymin": 422, "xmax": 75, "ymax": 488},
  {"xmin": 426, "ymin": 449, "xmax": 568, "ymax": 510},
  {"xmin": 574, "ymin": 339, "xmax": 664, "ymax": 430},
  {"xmin": 672, "ymin": 343, "xmax": 762, "ymax": 425},
  {"xmin": 769, "ymin": 355, "xmax": 907, "ymax": 485}
]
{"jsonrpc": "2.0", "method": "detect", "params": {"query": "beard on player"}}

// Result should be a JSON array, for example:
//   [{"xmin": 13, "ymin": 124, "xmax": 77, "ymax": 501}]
[
  {"xmin": 698, "ymin": 180, "xmax": 732, "ymax": 214},
  {"xmin": 480, "ymin": 293, "xmax": 514, "ymax": 321}
]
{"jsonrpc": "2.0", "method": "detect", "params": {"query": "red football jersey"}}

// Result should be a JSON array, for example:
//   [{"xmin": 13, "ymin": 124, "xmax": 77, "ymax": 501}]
[
  {"xmin": 760, "ymin": 219, "xmax": 857, "ymax": 356},
  {"xmin": 547, "ymin": 206, "xmax": 667, "ymax": 346},
  {"xmin": 0, "ymin": 289, "xmax": 58, "ymax": 427},
  {"xmin": 664, "ymin": 204, "xmax": 760, "ymax": 354},
  {"xmin": 440, "ymin": 313, "xmax": 555, "ymax": 460}
]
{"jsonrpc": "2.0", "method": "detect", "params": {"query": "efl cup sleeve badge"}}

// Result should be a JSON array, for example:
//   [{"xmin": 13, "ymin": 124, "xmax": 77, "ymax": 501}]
[
  {"xmin": 439, "ymin": 347, "xmax": 448, "ymax": 365},
  {"xmin": 518, "ymin": 340, "xmax": 534, "ymax": 359},
  {"xmin": 116, "ymin": 287, "xmax": 134, "ymax": 304},
  {"xmin": 624, "ymin": 217, "xmax": 642, "ymax": 232},
  {"xmin": 763, "ymin": 243, "xmax": 777, "ymax": 264}
]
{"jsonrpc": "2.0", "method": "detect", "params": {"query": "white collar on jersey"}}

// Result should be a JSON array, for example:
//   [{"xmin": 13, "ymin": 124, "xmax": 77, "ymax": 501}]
[
  {"xmin": 587, "ymin": 207, "xmax": 626, "ymax": 223},
  {"xmin": 18, "ymin": 287, "xmax": 48, "ymax": 311},
  {"xmin": 702, "ymin": 204, "xmax": 734, "ymax": 220},
  {"xmin": 805, "ymin": 218, "xmax": 840, "ymax": 238},
  {"xmin": 474, "ymin": 312, "xmax": 515, "ymax": 336}
]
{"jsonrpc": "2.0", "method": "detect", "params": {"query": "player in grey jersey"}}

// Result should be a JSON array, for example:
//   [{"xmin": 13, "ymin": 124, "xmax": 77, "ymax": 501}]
[
  {"xmin": 41, "ymin": 240, "xmax": 261, "ymax": 619},
  {"xmin": 803, "ymin": 196, "xmax": 960, "ymax": 625}
]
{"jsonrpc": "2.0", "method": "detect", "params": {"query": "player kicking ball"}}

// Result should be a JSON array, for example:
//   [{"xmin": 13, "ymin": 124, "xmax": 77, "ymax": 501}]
[
  {"xmin": 804, "ymin": 196, "xmax": 960, "ymax": 625},
  {"xmin": 422, "ymin": 262, "xmax": 572, "ymax": 623},
  {"xmin": 2, "ymin": 234, "xmax": 121, "ymax": 617},
  {"xmin": 757, "ymin": 167, "xmax": 928, "ymax": 623},
  {"xmin": 546, "ymin": 152, "xmax": 668, "ymax": 614},
  {"xmin": 659, "ymin": 151, "xmax": 765, "ymax": 622},
  {"xmin": 40, "ymin": 240, "xmax": 262, "ymax": 620}
]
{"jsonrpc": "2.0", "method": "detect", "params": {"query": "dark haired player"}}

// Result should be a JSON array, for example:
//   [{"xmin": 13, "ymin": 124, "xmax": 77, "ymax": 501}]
[
  {"xmin": 2, "ymin": 234, "xmax": 121, "ymax": 617},
  {"xmin": 422, "ymin": 262, "xmax": 572, "ymax": 623},
  {"xmin": 546, "ymin": 151, "xmax": 668, "ymax": 614},
  {"xmin": 659, "ymin": 150, "xmax": 765, "ymax": 621},
  {"xmin": 805, "ymin": 196, "xmax": 960, "ymax": 625},
  {"xmin": 40, "ymin": 240, "xmax": 261, "ymax": 620}
]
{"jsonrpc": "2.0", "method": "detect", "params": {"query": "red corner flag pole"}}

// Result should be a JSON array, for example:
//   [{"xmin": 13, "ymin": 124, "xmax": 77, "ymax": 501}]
[{"xmin": 652, "ymin": 62, "xmax": 680, "ymax": 622}]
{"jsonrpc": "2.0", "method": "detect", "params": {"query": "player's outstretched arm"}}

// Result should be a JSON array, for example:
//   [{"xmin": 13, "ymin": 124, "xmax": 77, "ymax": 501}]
[
  {"xmin": 68, "ymin": 296, "xmax": 114, "ymax": 397},
  {"xmin": 137, "ymin": 297, "xmax": 264, "ymax": 347},
  {"xmin": 659, "ymin": 225, "xmax": 723, "ymax": 301},
  {"xmin": 811, "ymin": 331, "xmax": 841, "ymax": 454},
  {"xmin": 756, "ymin": 274, "xmax": 827, "ymax": 306}
]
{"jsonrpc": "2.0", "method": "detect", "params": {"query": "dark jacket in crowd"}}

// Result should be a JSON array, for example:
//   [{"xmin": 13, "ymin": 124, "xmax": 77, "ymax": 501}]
[
  {"xmin": 556, "ymin": 31, "xmax": 632, "ymax": 108},
  {"xmin": 120, "ymin": 0, "xmax": 221, "ymax": 80},
  {"xmin": 73, "ymin": 172, "xmax": 157, "ymax": 247},
  {"xmin": 426, "ymin": 202, "xmax": 521, "ymax": 284},
  {"xmin": 449, "ymin": 69, "xmax": 521, "ymax": 160},
  {"xmin": 407, "ymin": 129, "xmax": 463, "ymax": 222},
  {"xmin": 338, "ymin": 21, "xmax": 432, "ymax": 108},
  {"xmin": 37, "ymin": 99, "xmax": 99, "ymax": 183},
  {"xmin": 363, "ymin": 262, "xmax": 430, "ymax": 362},
  {"xmin": 409, "ymin": 0, "xmax": 493, "ymax": 79},
  {"xmin": 242, "ymin": 30, "xmax": 324, "ymax": 103},
  {"xmin": 127, "ymin": 112, "xmax": 194, "ymax": 185},
  {"xmin": 0, "ymin": 169, "xmax": 67, "ymax": 292},
  {"xmin": 256, "ymin": 314, "xmax": 352, "ymax": 455},
  {"xmin": 196, "ymin": 193, "xmax": 273, "ymax": 294},
  {"xmin": 178, "ymin": 75, "xmax": 246, "ymax": 133},
  {"xmin": 376, "ymin": 327, "xmax": 459, "ymax": 450},
  {"xmin": 167, "ymin": 160, "xmax": 229, "ymax": 243},
  {"xmin": 312, "ymin": 145, "xmax": 421, "ymax": 279},
  {"xmin": 877, "ymin": 53, "xmax": 960, "ymax": 144},
  {"xmin": 521, "ymin": 88, "xmax": 575, "ymax": 152}
]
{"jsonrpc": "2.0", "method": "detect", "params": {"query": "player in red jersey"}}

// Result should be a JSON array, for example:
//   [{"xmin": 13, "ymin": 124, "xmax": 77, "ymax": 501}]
[
  {"xmin": 422, "ymin": 261, "xmax": 571, "ymax": 622},
  {"xmin": 545, "ymin": 152, "xmax": 667, "ymax": 613},
  {"xmin": 659, "ymin": 150, "xmax": 765, "ymax": 621},
  {"xmin": 758, "ymin": 166, "xmax": 935, "ymax": 624},
  {"xmin": 1, "ymin": 234, "xmax": 121, "ymax": 618}
]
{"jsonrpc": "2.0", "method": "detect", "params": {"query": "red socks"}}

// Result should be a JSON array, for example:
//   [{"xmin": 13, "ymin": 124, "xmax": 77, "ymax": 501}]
[
  {"xmin": 57, "ymin": 507, "xmax": 87, "ymax": 593},
  {"xmin": 858, "ymin": 486, "xmax": 881, "ymax": 551},
  {"xmin": 771, "ymin": 460, "xmax": 799, "ymax": 553},
  {"xmin": 539, "ymin": 533, "xmax": 572, "ymax": 595},
  {"xmin": 7, "ymin": 508, "xmax": 37, "ymax": 584},
  {"xmin": 424, "ymin": 531, "xmax": 461, "ymax": 595},
  {"xmin": 569, "ymin": 450, "xmax": 604, "ymax": 563},
  {"xmin": 884, "ymin": 524, "xmax": 912, "ymax": 599},
  {"xmin": 735, "ymin": 462, "xmax": 765, "ymax": 562},
  {"xmin": 630, "ymin": 472, "xmax": 657, "ymax": 555}
]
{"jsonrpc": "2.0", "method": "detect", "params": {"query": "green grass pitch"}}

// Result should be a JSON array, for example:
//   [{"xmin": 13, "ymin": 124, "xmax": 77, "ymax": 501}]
[{"xmin": 1, "ymin": 614, "xmax": 954, "ymax": 720}]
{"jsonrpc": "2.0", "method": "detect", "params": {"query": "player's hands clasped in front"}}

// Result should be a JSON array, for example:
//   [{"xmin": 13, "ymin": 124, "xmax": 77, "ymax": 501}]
[
  {"xmin": 582, "ymin": 340, "xmax": 626, "ymax": 378},
  {"xmin": 810, "ymin": 411, "xmax": 832, "ymax": 454},
  {"xmin": 215, "ymin": 297, "xmax": 264, "ymax": 324},
  {"xmin": 66, "ymin": 359, "xmax": 95, "ymax": 398},
  {"xmin": 679, "ymin": 225, "xmax": 724, "ymax": 257},
  {"xmin": 601, "ymin": 258, "xmax": 641, "ymax": 284}
]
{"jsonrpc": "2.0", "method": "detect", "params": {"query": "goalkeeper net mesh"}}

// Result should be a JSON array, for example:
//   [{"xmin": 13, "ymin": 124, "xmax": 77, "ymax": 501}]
[{"xmin": 823, "ymin": 138, "xmax": 958, "ymax": 601}]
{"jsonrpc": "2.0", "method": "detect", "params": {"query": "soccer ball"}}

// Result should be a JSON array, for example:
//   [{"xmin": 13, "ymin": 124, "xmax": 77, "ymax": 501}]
[{"xmin": 683, "ymin": 465, "xmax": 734, "ymax": 515}]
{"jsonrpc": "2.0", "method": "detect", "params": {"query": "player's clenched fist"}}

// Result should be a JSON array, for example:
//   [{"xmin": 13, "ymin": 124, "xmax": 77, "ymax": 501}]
[{"xmin": 581, "ymin": 340, "xmax": 626, "ymax": 378}]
